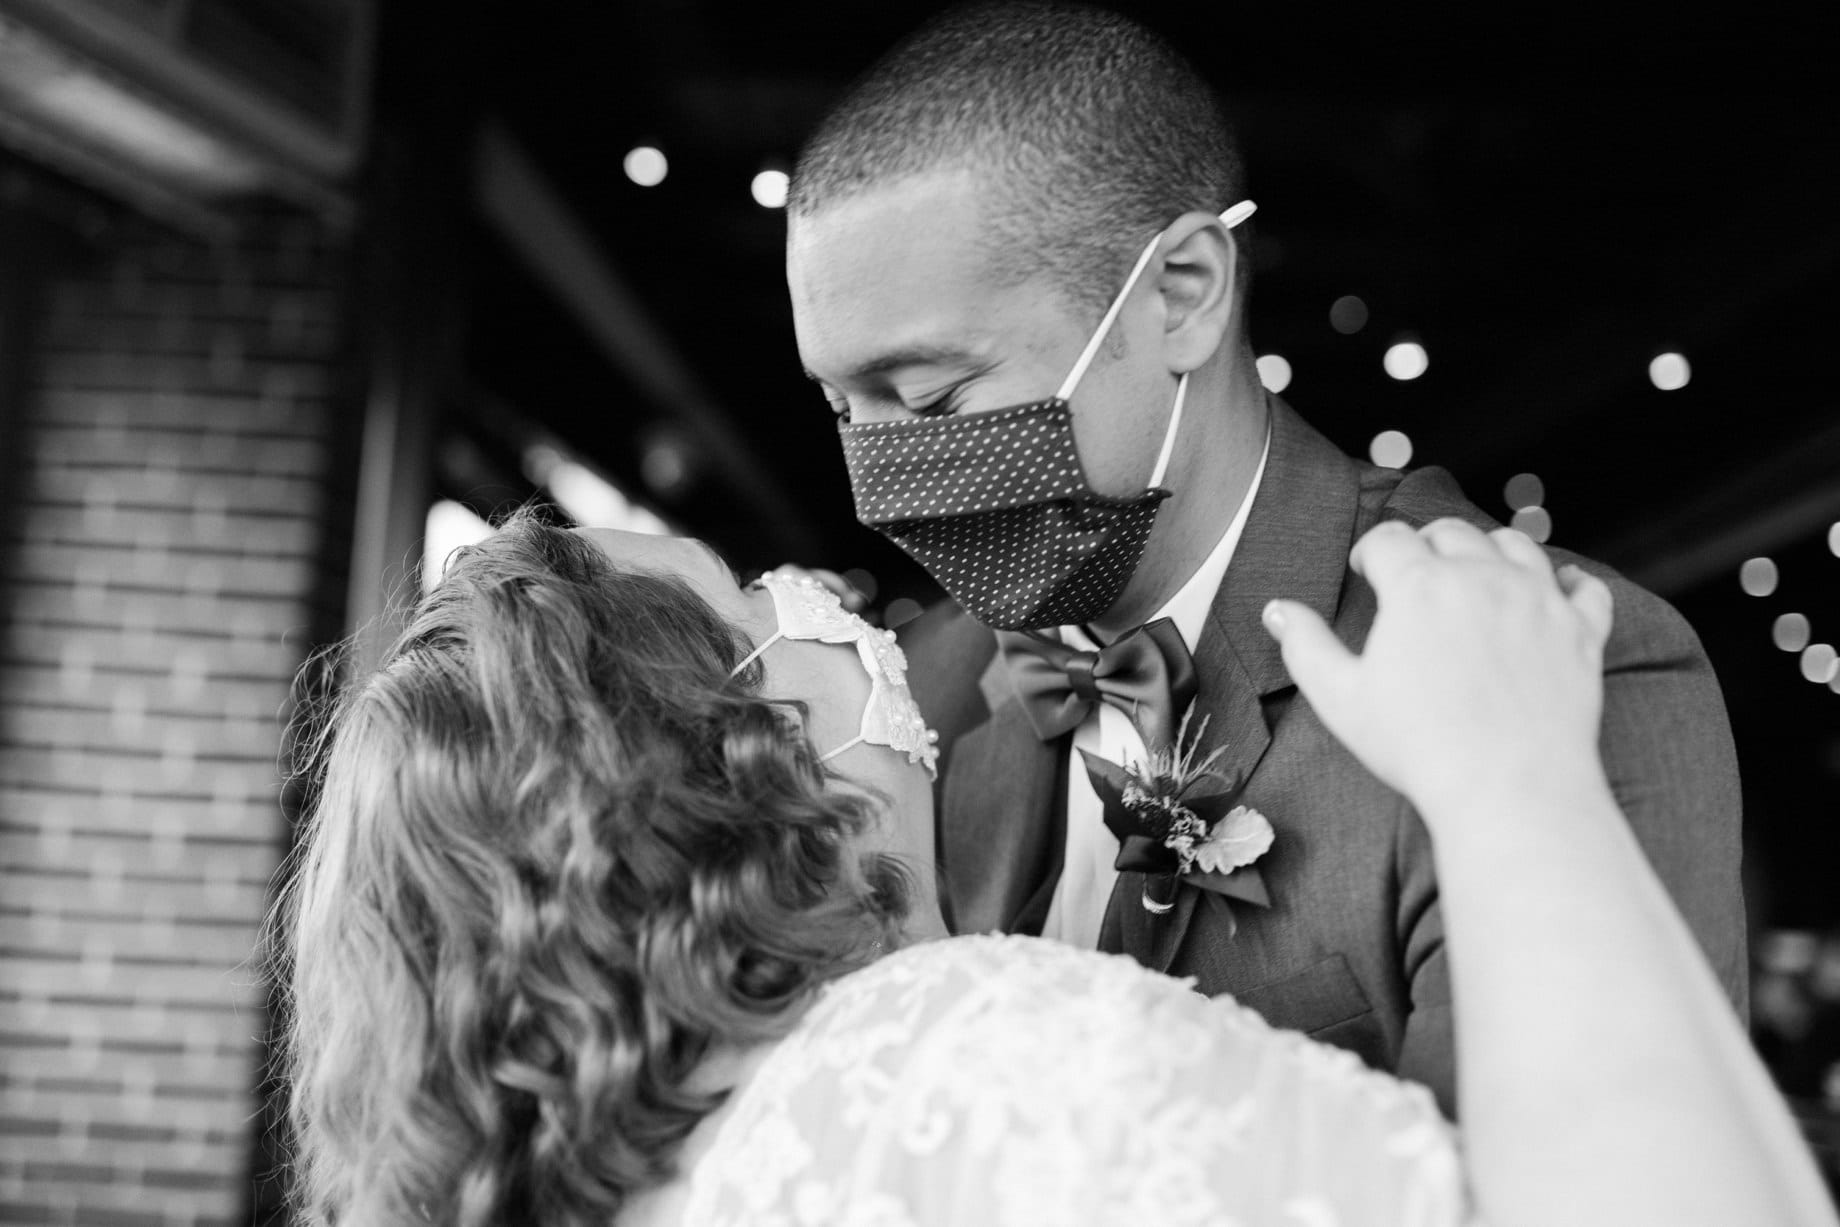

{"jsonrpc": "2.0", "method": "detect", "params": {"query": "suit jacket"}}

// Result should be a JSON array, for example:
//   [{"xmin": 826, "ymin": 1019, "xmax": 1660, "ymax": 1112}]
[{"xmin": 899, "ymin": 396, "xmax": 1748, "ymax": 1118}]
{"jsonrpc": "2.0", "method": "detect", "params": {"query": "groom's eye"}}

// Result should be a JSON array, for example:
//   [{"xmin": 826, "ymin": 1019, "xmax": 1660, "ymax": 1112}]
[
  {"xmin": 905, "ymin": 384, "xmax": 966, "ymax": 417},
  {"xmin": 802, "ymin": 370, "xmax": 852, "ymax": 421}
]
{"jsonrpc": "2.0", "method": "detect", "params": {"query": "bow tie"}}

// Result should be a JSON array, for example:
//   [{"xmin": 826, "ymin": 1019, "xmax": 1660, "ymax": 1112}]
[{"xmin": 997, "ymin": 618, "xmax": 1198, "ymax": 748}]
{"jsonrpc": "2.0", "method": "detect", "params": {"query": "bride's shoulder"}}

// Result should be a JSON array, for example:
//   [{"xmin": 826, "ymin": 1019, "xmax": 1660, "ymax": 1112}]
[
  {"xmin": 808, "ymin": 932, "xmax": 1252, "ymax": 1048},
  {"xmin": 812, "ymin": 934, "xmax": 1448, "ymax": 1120},
  {"xmin": 831, "ymin": 931, "xmax": 1177, "ymax": 1000},
  {"xmin": 697, "ymin": 935, "xmax": 1468, "ymax": 1226}
]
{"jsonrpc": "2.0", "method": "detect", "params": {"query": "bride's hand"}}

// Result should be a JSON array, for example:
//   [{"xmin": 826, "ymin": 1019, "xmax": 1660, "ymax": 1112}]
[
  {"xmin": 764, "ymin": 564, "xmax": 870, "ymax": 613},
  {"xmin": 1261, "ymin": 518, "xmax": 1615, "ymax": 818}
]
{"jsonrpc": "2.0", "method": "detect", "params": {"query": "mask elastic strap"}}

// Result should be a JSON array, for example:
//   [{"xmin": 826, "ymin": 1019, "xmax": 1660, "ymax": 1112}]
[
  {"xmin": 817, "ymin": 734, "xmax": 864, "ymax": 764},
  {"xmin": 1054, "ymin": 200, "xmax": 1258, "ymax": 404},
  {"xmin": 1055, "ymin": 232, "xmax": 1162, "ymax": 402},
  {"xmin": 1146, "ymin": 372, "xmax": 1187, "ymax": 488},
  {"xmin": 728, "ymin": 631, "xmax": 784, "ymax": 679}
]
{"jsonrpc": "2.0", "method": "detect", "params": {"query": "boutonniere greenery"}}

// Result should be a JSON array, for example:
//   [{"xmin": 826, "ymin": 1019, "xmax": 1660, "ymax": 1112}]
[{"xmin": 1079, "ymin": 710, "xmax": 1274, "ymax": 925}]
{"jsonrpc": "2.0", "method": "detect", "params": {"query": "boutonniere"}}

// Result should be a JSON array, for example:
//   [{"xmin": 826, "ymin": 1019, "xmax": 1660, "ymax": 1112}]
[{"xmin": 1079, "ymin": 710, "xmax": 1274, "ymax": 923}]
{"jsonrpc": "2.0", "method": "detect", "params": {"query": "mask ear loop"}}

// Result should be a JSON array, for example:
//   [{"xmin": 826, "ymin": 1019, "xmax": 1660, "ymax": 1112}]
[
  {"xmin": 729, "ymin": 631, "xmax": 783, "ymax": 679},
  {"xmin": 1146, "ymin": 372, "xmax": 1188, "ymax": 488},
  {"xmin": 1054, "ymin": 200, "xmax": 1258, "ymax": 405},
  {"xmin": 1055, "ymin": 232, "xmax": 1163, "ymax": 403},
  {"xmin": 730, "ymin": 629, "xmax": 860, "ymax": 766},
  {"xmin": 1150, "ymin": 202, "xmax": 1251, "ymax": 490}
]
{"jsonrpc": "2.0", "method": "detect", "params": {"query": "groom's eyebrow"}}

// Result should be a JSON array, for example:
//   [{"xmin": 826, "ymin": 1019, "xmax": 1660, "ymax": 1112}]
[{"xmin": 803, "ymin": 343, "xmax": 980, "ymax": 384}]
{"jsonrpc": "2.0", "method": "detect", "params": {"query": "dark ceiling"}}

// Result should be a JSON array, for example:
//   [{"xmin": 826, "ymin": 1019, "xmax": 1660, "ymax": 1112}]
[
  {"xmin": 437, "ymin": 1, "xmax": 1838, "ymax": 912},
  {"xmin": 459, "ymin": 0, "xmax": 1835, "ymax": 579}
]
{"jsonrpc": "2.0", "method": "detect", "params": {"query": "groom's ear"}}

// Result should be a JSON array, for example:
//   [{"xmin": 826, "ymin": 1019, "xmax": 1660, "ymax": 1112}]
[{"xmin": 1155, "ymin": 212, "xmax": 1240, "ymax": 375}]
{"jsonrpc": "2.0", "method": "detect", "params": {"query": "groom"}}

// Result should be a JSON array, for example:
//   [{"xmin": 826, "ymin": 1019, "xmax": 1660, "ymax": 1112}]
[{"xmin": 784, "ymin": 2, "xmax": 1745, "ymax": 1115}]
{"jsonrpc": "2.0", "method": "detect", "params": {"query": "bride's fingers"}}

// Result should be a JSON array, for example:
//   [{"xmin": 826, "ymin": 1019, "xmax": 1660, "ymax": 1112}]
[
  {"xmin": 768, "ymin": 564, "xmax": 869, "ymax": 611},
  {"xmin": 1348, "ymin": 520, "xmax": 1429, "ymax": 585},
  {"xmin": 1263, "ymin": 599, "xmax": 1355, "ymax": 712},
  {"xmin": 1419, "ymin": 517, "xmax": 1498, "ymax": 560},
  {"xmin": 1488, "ymin": 526, "xmax": 1553, "ymax": 574},
  {"xmin": 1558, "ymin": 564, "xmax": 1615, "ymax": 648}
]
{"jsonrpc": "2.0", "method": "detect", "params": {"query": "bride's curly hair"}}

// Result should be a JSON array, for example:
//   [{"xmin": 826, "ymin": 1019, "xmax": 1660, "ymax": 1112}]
[{"xmin": 272, "ymin": 511, "xmax": 909, "ymax": 1225}]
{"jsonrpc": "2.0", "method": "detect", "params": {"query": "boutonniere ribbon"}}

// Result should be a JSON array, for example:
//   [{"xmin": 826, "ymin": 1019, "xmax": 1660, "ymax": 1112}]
[{"xmin": 1078, "ymin": 711, "xmax": 1274, "ymax": 920}]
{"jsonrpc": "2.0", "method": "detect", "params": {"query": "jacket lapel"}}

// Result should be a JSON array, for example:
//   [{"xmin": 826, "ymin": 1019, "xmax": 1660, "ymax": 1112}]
[
  {"xmin": 1126, "ymin": 396, "xmax": 1365, "ymax": 972},
  {"xmin": 938, "ymin": 652, "xmax": 1065, "ymax": 935}
]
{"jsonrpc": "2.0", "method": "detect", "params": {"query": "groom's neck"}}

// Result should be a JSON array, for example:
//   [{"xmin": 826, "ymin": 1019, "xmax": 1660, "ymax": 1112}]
[{"xmin": 1089, "ymin": 361, "xmax": 1267, "ymax": 639}]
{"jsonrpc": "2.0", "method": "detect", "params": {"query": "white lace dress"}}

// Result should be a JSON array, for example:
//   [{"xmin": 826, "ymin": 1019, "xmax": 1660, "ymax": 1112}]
[{"xmin": 680, "ymin": 934, "xmax": 1477, "ymax": 1226}]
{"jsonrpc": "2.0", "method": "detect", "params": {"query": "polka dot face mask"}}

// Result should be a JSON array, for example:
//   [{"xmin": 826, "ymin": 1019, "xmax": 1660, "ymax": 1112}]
[{"xmin": 838, "ymin": 202, "xmax": 1256, "ymax": 631}]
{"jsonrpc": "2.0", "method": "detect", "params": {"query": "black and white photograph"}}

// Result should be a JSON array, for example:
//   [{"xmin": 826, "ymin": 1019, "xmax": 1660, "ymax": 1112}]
[{"xmin": 0, "ymin": 1, "xmax": 1835, "ymax": 1223}]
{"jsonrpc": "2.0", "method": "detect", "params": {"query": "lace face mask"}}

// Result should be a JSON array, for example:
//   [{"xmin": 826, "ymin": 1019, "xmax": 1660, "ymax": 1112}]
[{"xmin": 729, "ymin": 570, "xmax": 940, "ymax": 779}]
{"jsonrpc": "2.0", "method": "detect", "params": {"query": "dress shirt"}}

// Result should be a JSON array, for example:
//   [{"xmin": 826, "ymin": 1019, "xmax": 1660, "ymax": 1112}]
[{"xmin": 1040, "ymin": 429, "xmax": 1272, "ymax": 948}]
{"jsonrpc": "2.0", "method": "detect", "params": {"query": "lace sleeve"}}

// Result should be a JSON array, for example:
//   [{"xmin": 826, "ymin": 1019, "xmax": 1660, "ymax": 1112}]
[{"xmin": 682, "ymin": 935, "xmax": 1477, "ymax": 1227}]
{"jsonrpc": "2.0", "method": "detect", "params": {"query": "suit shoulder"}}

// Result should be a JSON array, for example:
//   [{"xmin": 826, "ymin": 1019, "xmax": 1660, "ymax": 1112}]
[
  {"xmin": 896, "ymin": 599, "xmax": 998, "ymax": 740},
  {"xmin": 1374, "ymin": 464, "xmax": 1707, "ymax": 666},
  {"xmin": 897, "ymin": 598, "xmax": 994, "ymax": 670},
  {"xmin": 1553, "ymin": 545, "xmax": 1708, "ymax": 668},
  {"xmin": 1375, "ymin": 464, "xmax": 1504, "ymax": 533}
]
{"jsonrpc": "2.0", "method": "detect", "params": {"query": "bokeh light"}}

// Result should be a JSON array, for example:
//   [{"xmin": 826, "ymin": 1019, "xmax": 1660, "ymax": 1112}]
[
  {"xmin": 1369, "ymin": 430, "xmax": 1413, "ymax": 469},
  {"xmin": 1648, "ymin": 352, "xmax": 1691, "ymax": 391},
  {"xmin": 1383, "ymin": 340, "xmax": 1428, "ymax": 381},
  {"xmin": 1510, "ymin": 505, "xmax": 1553, "ymax": 543},
  {"xmin": 1829, "ymin": 521, "xmax": 1840, "ymax": 557},
  {"xmin": 1255, "ymin": 353, "xmax": 1292, "ymax": 393},
  {"xmin": 1504, "ymin": 472, "xmax": 1545, "ymax": 512},
  {"xmin": 1739, "ymin": 557, "xmax": 1780, "ymax": 597},
  {"xmin": 1329, "ymin": 294, "xmax": 1369, "ymax": 334},
  {"xmin": 751, "ymin": 169, "xmax": 789, "ymax": 208},
  {"xmin": 640, "ymin": 434, "xmax": 691, "ymax": 497},
  {"xmin": 1801, "ymin": 644, "xmax": 1838, "ymax": 684},
  {"xmin": 622, "ymin": 145, "xmax": 667, "ymax": 187},
  {"xmin": 1773, "ymin": 612, "xmax": 1811, "ymax": 653}
]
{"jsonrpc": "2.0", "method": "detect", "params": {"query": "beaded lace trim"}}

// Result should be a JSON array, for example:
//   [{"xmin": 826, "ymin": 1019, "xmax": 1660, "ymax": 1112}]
[{"xmin": 732, "ymin": 571, "xmax": 940, "ymax": 779}]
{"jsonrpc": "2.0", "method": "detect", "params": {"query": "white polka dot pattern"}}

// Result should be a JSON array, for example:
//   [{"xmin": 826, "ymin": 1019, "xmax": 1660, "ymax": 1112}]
[
  {"xmin": 839, "ymin": 397, "xmax": 1169, "ymax": 630},
  {"xmin": 841, "ymin": 399, "xmax": 1087, "ymax": 521}
]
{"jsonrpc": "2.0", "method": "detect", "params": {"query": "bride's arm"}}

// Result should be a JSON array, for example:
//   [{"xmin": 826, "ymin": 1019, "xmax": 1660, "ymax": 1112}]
[{"xmin": 1265, "ymin": 519, "xmax": 1835, "ymax": 1227}]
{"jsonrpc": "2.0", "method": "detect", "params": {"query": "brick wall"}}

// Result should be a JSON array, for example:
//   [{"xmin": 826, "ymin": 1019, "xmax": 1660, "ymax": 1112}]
[{"xmin": 0, "ymin": 208, "xmax": 351, "ymax": 1225}]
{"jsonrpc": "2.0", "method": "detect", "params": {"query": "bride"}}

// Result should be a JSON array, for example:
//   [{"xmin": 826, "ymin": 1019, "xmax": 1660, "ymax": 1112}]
[{"xmin": 274, "ymin": 510, "xmax": 1835, "ymax": 1227}]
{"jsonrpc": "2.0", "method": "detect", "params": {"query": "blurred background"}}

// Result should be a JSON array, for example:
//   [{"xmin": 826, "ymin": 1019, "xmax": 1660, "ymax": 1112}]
[{"xmin": 0, "ymin": 0, "xmax": 1833, "ymax": 1221}]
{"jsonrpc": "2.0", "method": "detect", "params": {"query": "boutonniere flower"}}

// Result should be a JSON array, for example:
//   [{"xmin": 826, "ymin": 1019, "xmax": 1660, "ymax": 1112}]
[{"xmin": 1079, "ymin": 710, "xmax": 1274, "ymax": 923}]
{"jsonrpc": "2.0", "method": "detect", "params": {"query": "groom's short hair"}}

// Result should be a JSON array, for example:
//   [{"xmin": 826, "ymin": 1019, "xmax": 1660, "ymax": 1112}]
[{"xmin": 788, "ymin": 1, "xmax": 1251, "ymax": 319}]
